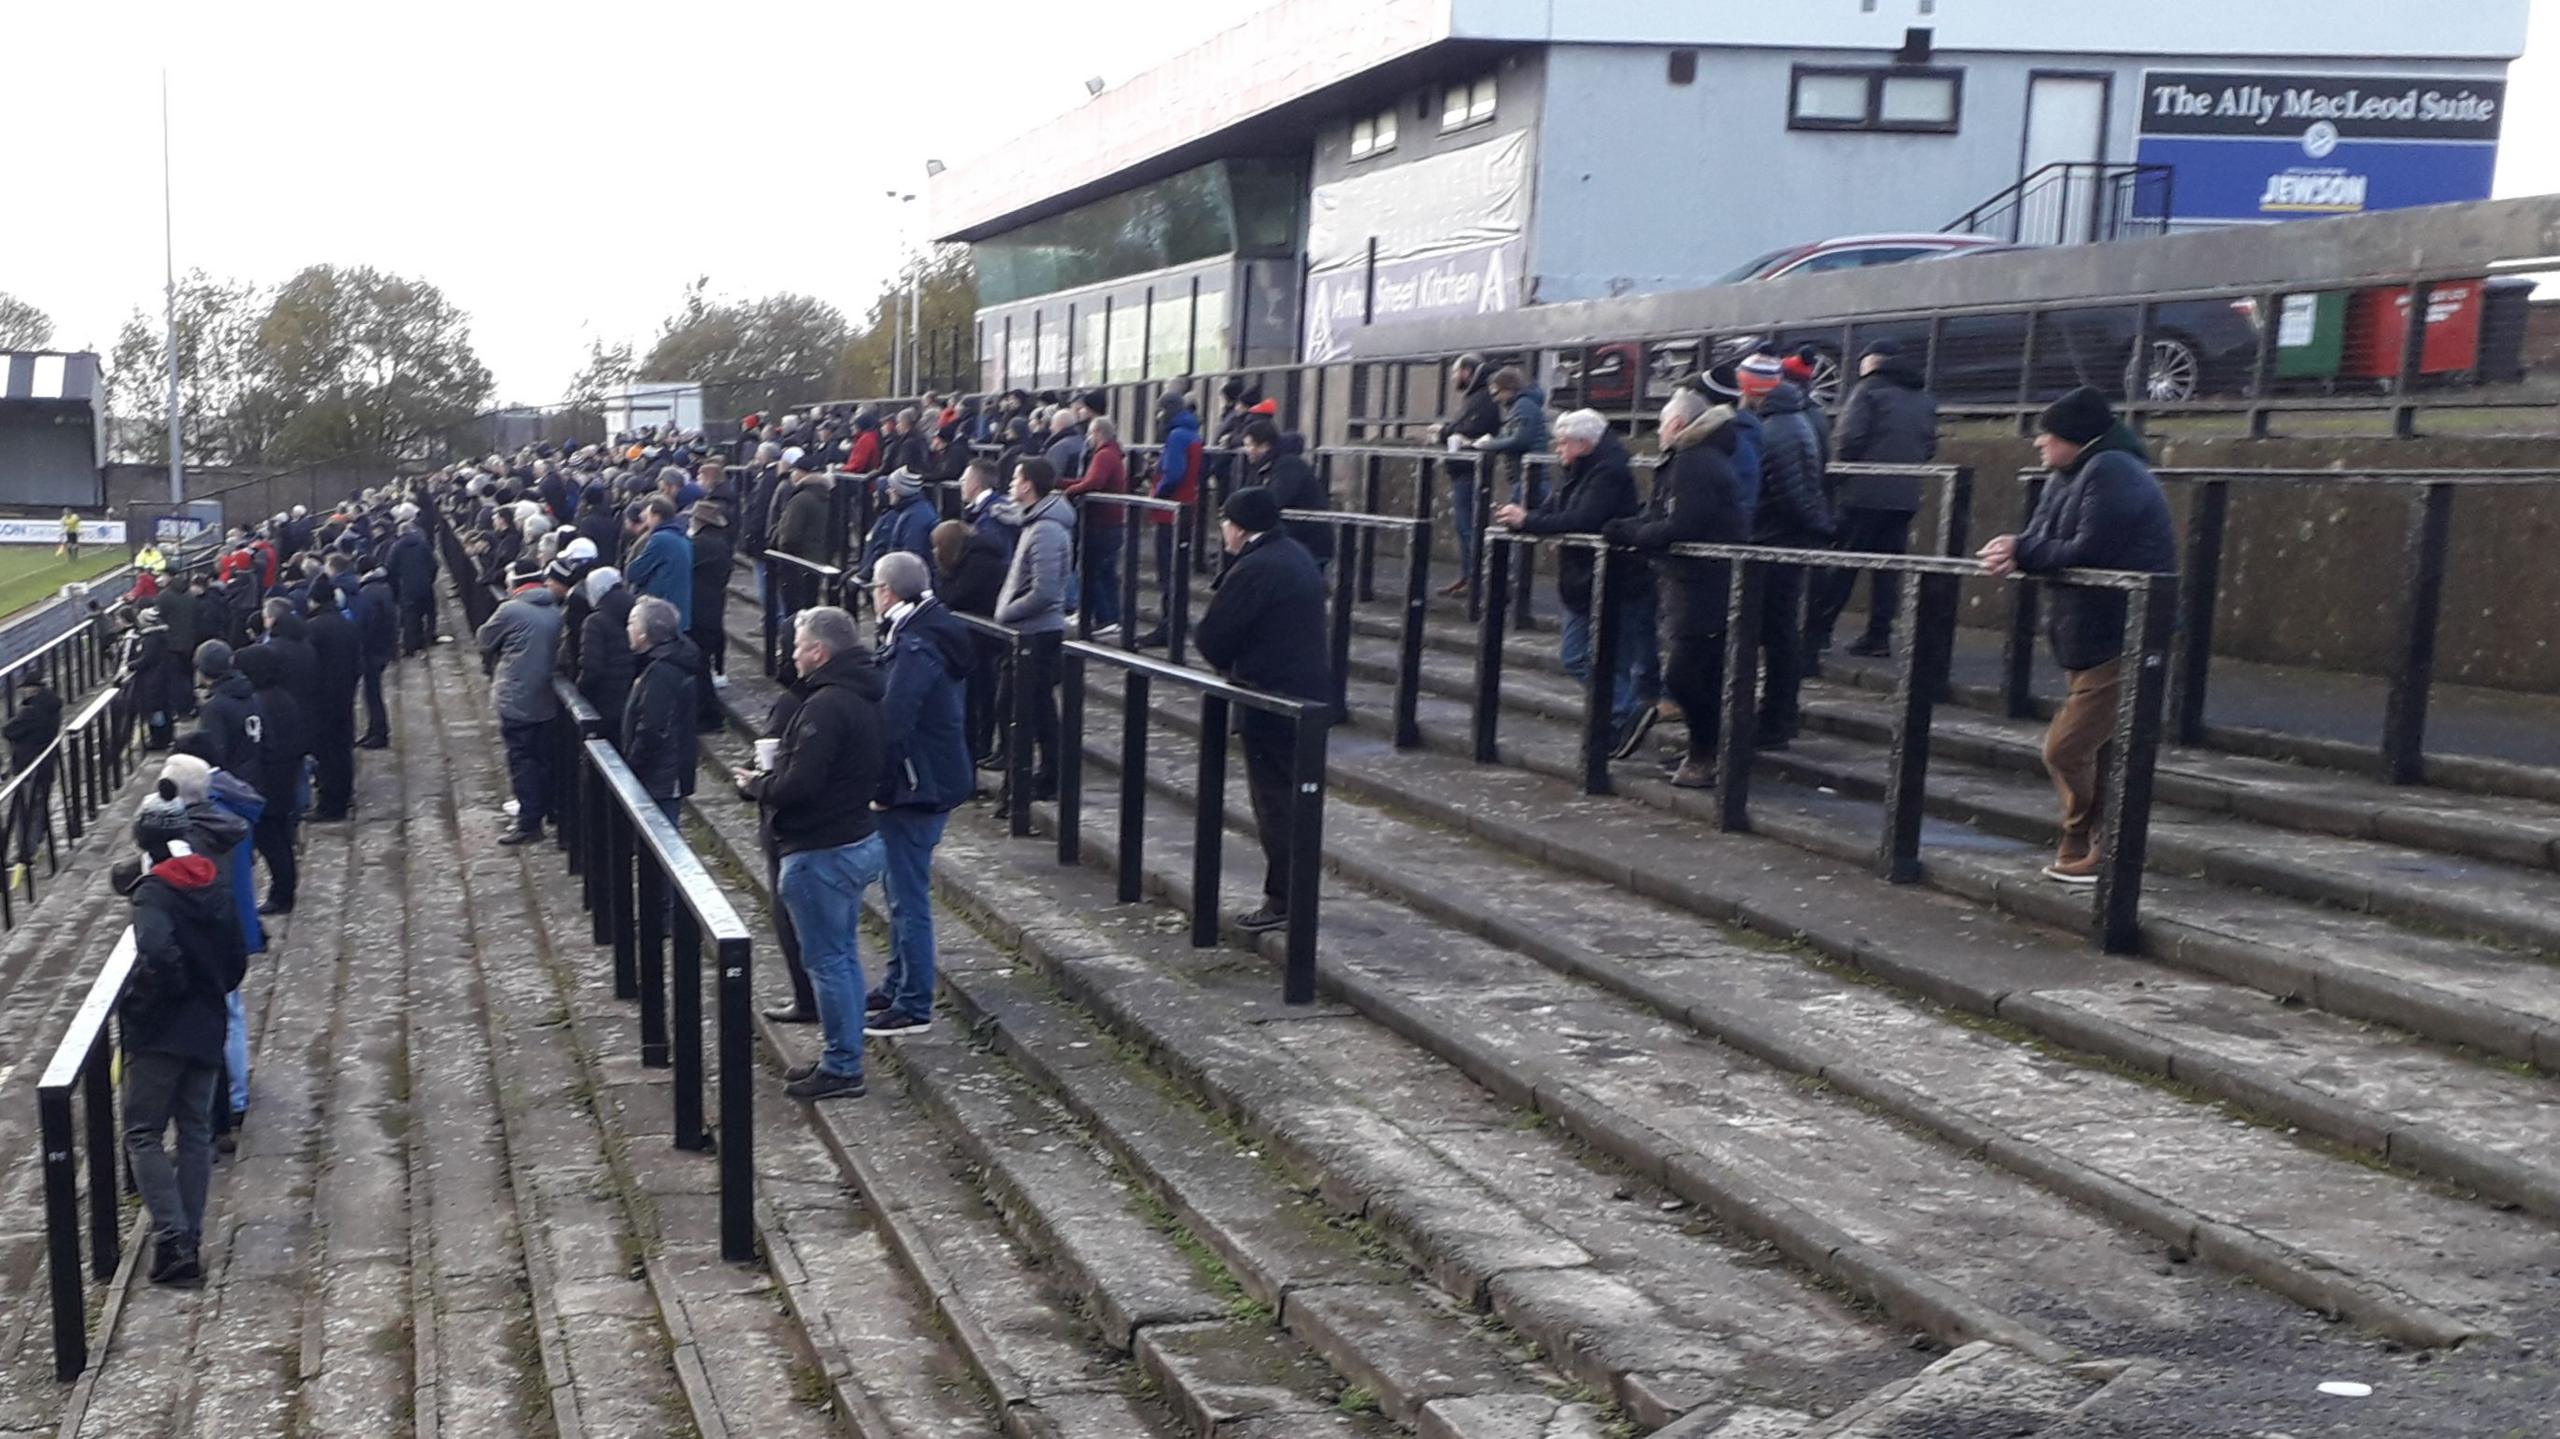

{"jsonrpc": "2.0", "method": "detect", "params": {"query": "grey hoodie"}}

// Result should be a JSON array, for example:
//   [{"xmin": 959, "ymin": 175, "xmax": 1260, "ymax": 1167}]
[
  {"xmin": 475, "ymin": 585, "xmax": 564, "ymax": 726},
  {"xmin": 994, "ymin": 492, "xmax": 1075, "ymax": 634}
]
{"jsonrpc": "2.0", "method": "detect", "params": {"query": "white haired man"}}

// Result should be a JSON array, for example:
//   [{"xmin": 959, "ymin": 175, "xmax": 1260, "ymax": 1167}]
[{"xmin": 1493, "ymin": 408, "xmax": 1645, "ymax": 742}]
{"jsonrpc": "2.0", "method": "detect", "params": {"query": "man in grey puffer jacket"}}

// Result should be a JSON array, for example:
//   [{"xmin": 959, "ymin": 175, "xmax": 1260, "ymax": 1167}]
[
  {"xmin": 994, "ymin": 459, "xmax": 1073, "ymax": 799},
  {"xmin": 475, "ymin": 558, "xmax": 566, "ymax": 844}
]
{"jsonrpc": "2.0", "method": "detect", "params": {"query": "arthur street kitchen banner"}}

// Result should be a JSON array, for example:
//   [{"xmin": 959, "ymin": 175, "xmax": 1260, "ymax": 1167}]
[{"xmin": 2134, "ymin": 70, "xmax": 2503, "ymax": 223}]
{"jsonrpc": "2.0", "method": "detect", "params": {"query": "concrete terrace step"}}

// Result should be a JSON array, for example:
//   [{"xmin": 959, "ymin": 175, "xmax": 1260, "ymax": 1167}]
[
  {"xmin": 425, "ymin": 604, "xmax": 994, "ymax": 1438},
  {"xmin": 687, "ymin": 721, "xmax": 1509, "ymax": 1437},
  {"xmin": 1069, "ymin": 685, "xmax": 2560, "ymax": 1344}
]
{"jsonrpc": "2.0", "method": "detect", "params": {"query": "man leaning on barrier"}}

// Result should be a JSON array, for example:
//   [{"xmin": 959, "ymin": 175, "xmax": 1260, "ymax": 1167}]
[
  {"xmin": 734, "ymin": 606, "xmax": 888, "ymax": 1103},
  {"xmin": 864, "ymin": 552, "xmax": 974, "ymax": 1037},
  {"xmin": 1978, "ymin": 386, "xmax": 2177, "ymax": 886},
  {"xmin": 1194, "ymin": 488, "xmax": 1333, "ymax": 935}
]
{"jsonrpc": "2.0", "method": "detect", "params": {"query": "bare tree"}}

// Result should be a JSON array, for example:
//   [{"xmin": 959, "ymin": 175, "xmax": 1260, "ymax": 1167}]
[{"xmin": 0, "ymin": 293, "xmax": 54, "ymax": 350}]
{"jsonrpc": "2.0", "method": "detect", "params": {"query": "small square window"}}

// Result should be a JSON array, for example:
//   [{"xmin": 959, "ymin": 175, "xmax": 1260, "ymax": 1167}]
[
  {"xmin": 1880, "ymin": 73, "xmax": 1959, "ymax": 126},
  {"xmin": 1793, "ymin": 72, "xmax": 1872, "ymax": 124}
]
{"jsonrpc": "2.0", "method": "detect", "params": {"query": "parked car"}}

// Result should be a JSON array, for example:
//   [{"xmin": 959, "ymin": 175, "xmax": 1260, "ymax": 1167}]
[{"xmin": 1708, "ymin": 233, "xmax": 2007, "ymax": 286}]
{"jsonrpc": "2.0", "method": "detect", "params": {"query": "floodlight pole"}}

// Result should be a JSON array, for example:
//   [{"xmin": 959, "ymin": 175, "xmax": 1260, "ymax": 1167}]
[{"xmin": 161, "ymin": 70, "xmax": 183, "ymax": 504}]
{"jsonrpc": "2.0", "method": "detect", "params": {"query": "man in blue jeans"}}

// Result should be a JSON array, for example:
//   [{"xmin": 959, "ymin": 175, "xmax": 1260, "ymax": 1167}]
[
  {"xmin": 861, "ymin": 552, "xmax": 974, "ymax": 1036},
  {"xmin": 736, "ymin": 605, "xmax": 887, "ymax": 1101}
]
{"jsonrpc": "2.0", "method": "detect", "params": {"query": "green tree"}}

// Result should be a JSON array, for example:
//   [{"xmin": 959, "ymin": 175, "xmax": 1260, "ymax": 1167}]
[
  {"xmin": 256, "ymin": 264, "xmax": 495, "ymax": 463},
  {"xmin": 565, "ymin": 336, "xmax": 636, "ymax": 409},
  {"xmin": 0, "ymin": 292, "xmax": 52, "ymax": 350},
  {"xmin": 107, "ymin": 271, "xmax": 280, "ymax": 465},
  {"xmin": 831, "ymin": 247, "xmax": 978, "ymax": 399},
  {"xmin": 640, "ymin": 282, "xmax": 851, "ymax": 421}
]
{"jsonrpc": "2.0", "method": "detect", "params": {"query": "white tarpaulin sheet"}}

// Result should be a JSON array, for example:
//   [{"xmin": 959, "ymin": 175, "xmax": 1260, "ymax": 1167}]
[{"xmin": 1306, "ymin": 130, "xmax": 1530, "ymax": 275}]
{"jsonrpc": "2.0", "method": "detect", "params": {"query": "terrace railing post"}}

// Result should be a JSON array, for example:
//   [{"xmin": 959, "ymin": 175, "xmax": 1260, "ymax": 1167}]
[
  {"xmin": 1117, "ymin": 671, "xmax": 1149, "ymax": 903},
  {"xmin": 1881, "ymin": 570, "xmax": 1960, "ymax": 882},
  {"xmin": 1395, "ymin": 518, "xmax": 1431, "ymax": 748},
  {"xmin": 761, "ymin": 561, "xmax": 779, "ymax": 681},
  {"xmin": 1006, "ymin": 636, "xmax": 1035, "ymax": 837},
  {"xmin": 2390, "ymin": 282, "xmax": 2431, "ymax": 440},
  {"xmin": 1358, "ymin": 455, "xmax": 1383, "ymax": 601},
  {"xmin": 1120, "ymin": 517, "xmax": 1143, "ymax": 653},
  {"xmin": 1935, "ymin": 466, "xmax": 1975, "ymax": 559},
  {"xmin": 1472, "ymin": 539, "xmax": 1513, "ymax": 763},
  {"xmin": 1170, "ymin": 523, "xmax": 1193, "ymax": 667},
  {"xmin": 1510, "ymin": 457, "xmax": 1539, "ymax": 632},
  {"xmin": 2096, "ymin": 575, "xmax": 2177, "ymax": 953},
  {"xmin": 672, "ymin": 906, "xmax": 707, "ymax": 1151},
  {"xmin": 586, "ymin": 759, "xmax": 610, "ymax": 946},
  {"xmin": 40, "ymin": 1085, "xmax": 82, "ymax": 1380},
  {"xmin": 1058, "ymin": 647, "xmax": 1086, "ymax": 866},
  {"xmin": 638, "ymin": 852, "xmax": 670, "ymax": 1068},
  {"xmin": 715, "ymin": 934, "xmax": 755, "ymax": 1262},
  {"xmin": 2246, "ymin": 290, "xmax": 2282, "ymax": 439},
  {"xmin": 610, "ymin": 806, "xmax": 637, "ymax": 1000},
  {"xmin": 1328, "ymin": 531, "xmax": 1356, "ymax": 720},
  {"xmin": 1466, "ymin": 457, "xmax": 1495, "ymax": 624},
  {"xmin": 1281, "ymin": 710, "xmax": 1327, "ymax": 1006},
  {"xmin": 1580, "ymin": 547, "xmax": 1619, "ymax": 796},
  {"xmin": 2168, "ymin": 479, "xmax": 2230, "ymax": 746},
  {"xmin": 2001, "ymin": 475, "xmax": 2048, "ymax": 718},
  {"xmin": 1717, "ymin": 561, "xmax": 1765, "ymax": 831},
  {"xmin": 1192, "ymin": 693, "xmax": 1229, "ymax": 948},
  {"xmin": 2379, "ymin": 482, "xmax": 2453, "ymax": 785}
]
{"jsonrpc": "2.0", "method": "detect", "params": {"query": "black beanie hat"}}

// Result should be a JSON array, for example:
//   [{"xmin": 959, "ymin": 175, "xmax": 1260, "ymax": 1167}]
[
  {"xmin": 1221, "ymin": 486, "xmax": 1282, "ymax": 535},
  {"xmin": 2038, "ymin": 386, "xmax": 2114, "ymax": 446}
]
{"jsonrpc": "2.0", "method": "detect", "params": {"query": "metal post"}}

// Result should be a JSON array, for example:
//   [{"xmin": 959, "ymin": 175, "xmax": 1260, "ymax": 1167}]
[
  {"xmin": 1281, "ymin": 711, "xmax": 1327, "ymax": 1006},
  {"xmin": 2379, "ymin": 482, "xmax": 2453, "ymax": 785},
  {"xmin": 585, "ymin": 755, "xmax": 609, "ymax": 945},
  {"xmin": 1328, "ymin": 529, "xmax": 1356, "ymax": 719},
  {"xmin": 672, "ymin": 906, "xmax": 707, "ymax": 1150},
  {"xmin": 2390, "ymin": 282, "xmax": 2431, "ymax": 440},
  {"xmin": 41, "ymin": 1086, "xmax": 82, "ymax": 1379},
  {"xmin": 1119, "ymin": 516, "xmax": 1143, "ymax": 653},
  {"xmin": 1717, "ymin": 561, "xmax": 1765, "ymax": 831},
  {"xmin": 1509, "ymin": 456, "xmax": 1538, "ymax": 632},
  {"xmin": 1358, "ymin": 456, "xmax": 1382, "ymax": 601},
  {"xmin": 1934, "ymin": 466, "xmax": 1975, "ymax": 558},
  {"xmin": 2096, "ymin": 576, "xmax": 2177, "ymax": 952},
  {"xmin": 1881, "ymin": 570, "xmax": 1959, "ymax": 882},
  {"xmin": 2245, "ymin": 291, "xmax": 2281, "ymax": 439},
  {"xmin": 1472, "ymin": 539, "xmax": 1513, "ymax": 763},
  {"xmin": 1192, "ymin": 693, "xmax": 1228, "ymax": 948},
  {"xmin": 2167, "ymin": 479, "xmax": 2228, "ymax": 746},
  {"xmin": 1116, "ymin": 671, "xmax": 1148, "ymax": 903},
  {"xmin": 1057, "ymin": 649, "xmax": 1085, "ymax": 865},
  {"xmin": 1580, "ymin": 547, "xmax": 1619, "ymax": 796},
  {"xmin": 637, "ymin": 852, "xmax": 669, "ymax": 1069},
  {"xmin": 1007, "ymin": 635, "xmax": 1035, "ymax": 838},
  {"xmin": 2001, "ymin": 476, "xmax": 2048, "ymax": 718},
  {"xmin": 83, "ymin": 1044, "xmax": 116, "ymax": 1278},
  {"xmin": 610, "ymin": 808, "xmax": 636, "ymax": 1000},
  {"xmin": 1170, "ymin": 525, "xmax": 1194, "ymax": 667},
  {"xmin": 715, "ymin": 934, "xmax": 754, "ymax": 1261},
  {"xmin": 1395, "ymin": 518, "xmax": 1431, "ymax": 749}
]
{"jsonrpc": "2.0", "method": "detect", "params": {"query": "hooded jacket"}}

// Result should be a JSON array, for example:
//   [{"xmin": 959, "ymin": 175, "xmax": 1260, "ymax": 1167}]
[
  {"xmin": 749, "ymin": 649, "xmax": 885, "ymax": 856},
  {"xmin": 388, "ymin": 526, "xmax": 438, "ymax": 603},
  {"xmin": 263, "ymin": 612, "xmax": 322, "ymax": 725},
  {"xmin": 769, "ymin": 472, "xmax": 837, "ymax": 565},
  {"xmin": 5, "ymin": 686, "xmax": 61, "ymax": 773},
  {"xmin": 621, "ymin": 634, "xmax": 702, "ymax": 801},
  {"xmin": 355, "ymin": 572, "xmax": 399, "ymax": 667},
  {"xmin": 121, "ymin": 852, "xmax": 248, "ymax": 1066},
  {"xmin": 179, "ymin": 786, "xmax": 261, "ymax": 956},
  {"xmin": 1751, "ymin": 382, "xmax": 1835, "ymax": 546},
  {"xmin": 994, "ymin": 493, "xmax": 1075, "ymax": 635},
  {"xmin": 623, "ymin": 525, "xmax": 695, "ymax": 630},
  {"xmin": 304, "ymin": 602, "xmax": 364, "ymax": 722},
  {"xmin": 475, "ymin": 583, "xmax": 564, "ymax": 727},
  {"xmin": 235, "ymin": 647, "xmax": 308, "ymax": 813},
  {"xmin": 1151, "ymin": 407, "xmax": 1203, "ymax": 526},
  {"xmin": 688, "ymin": 522, "xmax": 734, "ymax": 637},
  {"xmin": 1516, "ymin": 429, "xmax": 1641, "ymax": 614},
  {"xmin": 875, "ymin": 599, "xmax": 975, "ymax": 813},
  {"xmin": 1195, "ymin": 530, "xmax": 1331, "ymax": 732},
  {"xmin": 1435, "ymin": 368, "xmax": 1504, "ymax": 469},
  {"xmin": 1603, "ymin": 412, "xmax": 1751, "ymax": 639},
  {"xmin": 940, "ymin": 524, "xmax": 1009, "ymax": 617},
  {"xmin": 1832, "ymin": 363, "xmax": 1939, "ymax": 511},
  {"xmin": 1062, "ymin": 439, "xmax": 1126, "ymax": 528},
  {"xmin": 1480, "ymin": 383, "xmax": 1550, "ymax": 458},
  {"xmin": 192, "ymin": 671, "xmax": 264, "ymax": 778},
  {"xmin": 2015, "ymin": 423, "xmax": 2177, "ymax": 672},
  {"xmin": 864, "ymin": 485, "xmax": 940, "ymax": 578},
  {"xmin": 578, "ymin": 580, "xmax": 638, "ymax": 725}
]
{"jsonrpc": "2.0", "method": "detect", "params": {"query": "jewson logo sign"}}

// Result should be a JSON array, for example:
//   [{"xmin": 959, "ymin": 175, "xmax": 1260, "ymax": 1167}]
[{"xmin": 2135, "ymin": 70, "xmax": 2503, "ymax": 224}]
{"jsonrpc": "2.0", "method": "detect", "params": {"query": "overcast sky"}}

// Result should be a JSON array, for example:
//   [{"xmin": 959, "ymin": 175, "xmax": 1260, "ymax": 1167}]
[{"xmin": 10, "ymin": 0, "xmax": 2560, "ymax": 409}]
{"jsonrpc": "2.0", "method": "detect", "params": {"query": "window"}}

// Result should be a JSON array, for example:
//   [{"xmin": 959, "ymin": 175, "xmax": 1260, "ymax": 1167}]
[
  {"xmin": 1349, "ymin": 106, "xmax": 1398, "ymax": 160},
  {"xmin": 1788, "ymin": 244, "xmax": 1939, "ymax": 276},
  {"xmin": 1441, "ymin": 75, "xmax": 1497, "ymax": 133},
  {"xmin": 1788, "ymin": 65, "xmax": 1962, "ymax": 133}
]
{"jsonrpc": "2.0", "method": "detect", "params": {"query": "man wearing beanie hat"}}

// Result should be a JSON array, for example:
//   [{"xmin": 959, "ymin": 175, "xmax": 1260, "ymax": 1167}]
[
  {"xmin": 1739, "ymin": 353, "xmax": 1834, "ymax": 748},
  {"xmin": 188, "ymin": 639, "xmax": 265, "ymax": 781},
  {"xmin": 1195, "ymin": 484, "xmax": 1332, "ymax": 934},
  {"xmin": 115, "ymin": 777, "xmax": 249, "ymax": 1286},
  {"xmin": 163, "ymin": 746, "xmax": 263, "ymax": 1144},
  {"xmin": 1979, "ymin": 385, "xmax": 2175, "ymax": 883},
  {"xmin": 1807, "ymin": 338, "xmax": 1938, "ymax": 663}
]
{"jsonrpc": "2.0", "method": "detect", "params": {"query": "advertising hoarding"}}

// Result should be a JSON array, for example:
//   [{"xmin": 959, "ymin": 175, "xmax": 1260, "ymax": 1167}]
[{"xmin": 2134, "ymin": 70, "xmax": 2503, "ymax": 223}]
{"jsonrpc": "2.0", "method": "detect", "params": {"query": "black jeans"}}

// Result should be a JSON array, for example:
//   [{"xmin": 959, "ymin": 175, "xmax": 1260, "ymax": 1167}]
[
  {"xmin": 312, "ymin": 704, "xmax": 355, "ymax": 817},
  {"xmin": 1805, "ymin": 507, "xmax": 1916, "ymax": 651},
  {"xmin": 500, "ymin": 719, "xmax": 549, "ymax": 832},
  {"xmin": 1240, "ymin": 720, "xmax": 1294, "ymax": 910},
  {"xmin": 1021, "ymin": 632, "xmax": 1061, "ymax": 796},
  {"xmin": 693, "ymin": 623, "xmax": 725, "ymax": 727},
  {"xmin": 399, "ymin": 599, "xmax": 435, "ymax": 655},
  {"xmin": 765, "ymin": 846, "xmax": 813, "ymax": 1013},
  {"xmin": 124, "ymin": 1050, "xmax": 217, "ymax": 1245},
  {"xmin": 1663, "ymin": 629, "xmax": 1727, "ymax": 767},
  {"xmin": 360, "ymin": 664, "xmax": 390, "ymax": 741},
  {"xmin": 254, "ymin": 806, "xmax": 300, "ymax": 907},
  {"xmin": 1756, "ymin": 563, "xmax": 1806, "ymax": 741}
]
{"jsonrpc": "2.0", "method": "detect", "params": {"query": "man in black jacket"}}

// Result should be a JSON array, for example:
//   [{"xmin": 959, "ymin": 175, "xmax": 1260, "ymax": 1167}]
[
  {"xmin": 354, "ymin": 567, "xmax": 397, "ymax": 748},
  {"xmin": 1807, "ymin": 340, "xmax": 1939, "ymax": 662},
  {"xmin": 303, "ymin": 590, "xmax": 363, "ymax": 821},
  {"xmin": 1429, "ymin": 353, "xmax": 1504, "ymax": 596},
  {"xmin": 1738, "ymin": 357, "xmax": 1834, "ymax": 748},
  {"xmin": 233, "ymin": 645, "xmax": 306, "ymax": 914},
  {"xmin": 1494, "ymin": 408, "xmax": 1645, "ymax": 741},
  {"xmin": 576, "ymin": 567, "xmax": 638, "ymax": 733},
  {"xmin": 736, "ymin": 605, "xmax": 886, "ymax": 1101},
  {"xmin": 1237, "ymin": 418, "xmax": 1333, "ymax": 569},
  {"xmin": 687, "ymin": 501, "xmax": 735, "ymax": 730},
  {"xmin": 1980, "ymin": 387, "xmax": 2175, "ymax": 885},
  {"xmin": 387, "ymin": 519, "xmax": 438, "ymax": 656},
  {"xmin": 621, "ymin": 597, "xmax": 700, "ymax": 825},
  {"xmin": 863, "ymin": 552, "xmax": 974, "ymax": 1037},
  {"xmin": 115, "ymin": 782, "xmax": 249, "ymax": 1286},
  {"xmin": 1603, "ymin": 391, "xmax": 1752, "ymax": 786},
  {"xmin": 4, "ymin": 674, "xmax": 61, "ymax": 870},
  {"xmin": 1194, "ymin": 488, "xmax": 1332, "ymax": 935}
]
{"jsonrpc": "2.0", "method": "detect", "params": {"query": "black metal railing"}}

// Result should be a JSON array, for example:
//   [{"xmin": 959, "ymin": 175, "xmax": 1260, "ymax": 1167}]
[
  {"xmin": 1945, "ymin": 161, "xmax": 2176, "ymax": 247},
  {"xmin": 1289, "ymin": 508, "xmax": 1429, "ymax": 747},
  {"xmin": 38, "ymin": 925, "xmax": 139, "ymax": 1379},
  {"xmin": 1477, "ymin": 530, "xmax": 2174, "ymax": 953},
  {"xmin": 1073, "ymin": 493, "xmax": 1192, "ymax": 663},
  {"xmin": 58, "ymin": 681, "xmax": 142, "ymax": 847},
  {"xmin": 761, "ymin": 550, "xmax": 846, "ymax": 681},
  {"xmin": 548, "ymin": 676, "xmax": 756, "ymax": 1262},
  {"xmin": 948, "ymin": 610, "xmax": 1038, "ymax": 837},
  {"xmin": 2005, "ymin": 465, "xmax": 2560, "ymax": 784},
  {"xmin": 1056, "ymin": 640, "xmax": 1331, "ymax": 1003},
  {"xmin": 0, "ymin": 737, "xmax": 65, "ymax": 930}
]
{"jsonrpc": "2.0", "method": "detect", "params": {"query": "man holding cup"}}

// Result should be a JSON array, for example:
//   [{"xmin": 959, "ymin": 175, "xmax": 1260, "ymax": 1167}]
[{"xmin": 734, "ymin": 606, "xmax": 887, "ymax": 1101}]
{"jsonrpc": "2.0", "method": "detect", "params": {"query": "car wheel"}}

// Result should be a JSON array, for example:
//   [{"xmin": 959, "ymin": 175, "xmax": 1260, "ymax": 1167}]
[
  {"xmin": 1805, "ymin": 348, "xmax": 1845, "ymax": 410},
  {"xmin": 2130, "ymin": 336, "xmax": 2202, "ymax": 402}
]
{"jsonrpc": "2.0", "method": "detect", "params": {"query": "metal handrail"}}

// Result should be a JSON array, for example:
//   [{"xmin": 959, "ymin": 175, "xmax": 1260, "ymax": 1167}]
[
  {"xmin": 1057, "ymin": 638, "xmax": 1332, "ymax": 1003},
  {"xmin": 1071, "ymin": 493, "xmax": 1195, "ymax": 663},
  {"xmin": 946, "ymin": 610, "xmax": 1039, "ymax": 836},
  {"xmin": 38, "ymin": 925, "xmax": 139, "ymax": 1378}
]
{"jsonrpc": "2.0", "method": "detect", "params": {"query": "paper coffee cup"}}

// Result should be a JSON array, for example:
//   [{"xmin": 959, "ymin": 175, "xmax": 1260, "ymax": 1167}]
[{"xmin": 753, "ymin": 738, "xmax": 781, "ymax": 770}]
